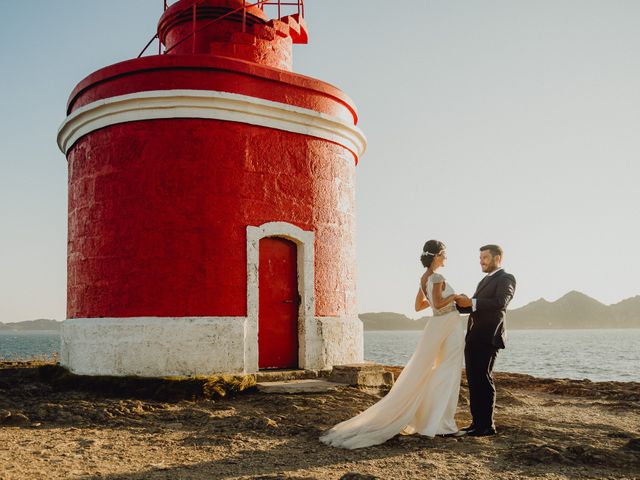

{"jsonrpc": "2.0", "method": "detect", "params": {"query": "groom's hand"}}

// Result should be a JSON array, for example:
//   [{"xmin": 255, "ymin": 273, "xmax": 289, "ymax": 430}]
[{"xmin": 455, "ymin": 295, "xmax": 472, "ymax": 308}]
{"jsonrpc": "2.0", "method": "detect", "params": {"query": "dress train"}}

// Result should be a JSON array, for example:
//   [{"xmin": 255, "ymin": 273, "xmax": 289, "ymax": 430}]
[{"xmin": 319, "ymin": 310, "xmax": 464, "ymax": 449}]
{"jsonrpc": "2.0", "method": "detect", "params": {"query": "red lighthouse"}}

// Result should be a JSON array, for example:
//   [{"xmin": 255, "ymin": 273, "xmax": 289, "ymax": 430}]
[{"xmin": 57, "ymin": 0, "xmax": 366, "ymax": 377}]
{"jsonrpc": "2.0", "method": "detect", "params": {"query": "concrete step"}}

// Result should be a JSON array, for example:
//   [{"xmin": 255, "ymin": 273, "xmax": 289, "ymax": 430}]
[
  {"xmin": 230, "ymin": 31, "xmax": 256, "ymax": 45},
  {"xmin": 256, "ymin": 379, "xmax": 345, "ymax": 394},
  {"xmin": 266, "ymin": 19, "xmax": 291, "ymax": 38},
  {"xmin": 253, "ymin": 23, "xmax": 277, "ymax": 41},
  {"xmin": 281, "ymin": 14, "xmax": 308, "ymax": 44},
  {"xmin": 256, "ymin": 369, "xmax": 328, "ymax": 383},
  {"xmin": 328, "ymin": 363, "xmax": 395, "ymax": 389}
]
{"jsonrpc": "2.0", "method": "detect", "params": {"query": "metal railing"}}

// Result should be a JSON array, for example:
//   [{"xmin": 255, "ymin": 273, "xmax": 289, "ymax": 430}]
[
  {"xmin": 256, "ymin": 0, "xmax": 305, "ymax": 18},
  {"xmin": 138, "ymin": 0, "xmax": 304, "ymax": 58}
]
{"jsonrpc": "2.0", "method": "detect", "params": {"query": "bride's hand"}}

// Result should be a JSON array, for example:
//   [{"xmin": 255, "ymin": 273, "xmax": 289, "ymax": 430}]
[{"xmin": 455, "ymin": 294, "xmax": 472, "ymax": 307}]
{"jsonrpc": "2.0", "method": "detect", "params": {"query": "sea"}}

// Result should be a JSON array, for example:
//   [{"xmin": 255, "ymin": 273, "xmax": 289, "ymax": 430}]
[
  {"xmin": 1, "ymin": 328, "xmax": 638, "ymax": 382},
  {"xmin": 365, "ymin": 328, "xmax": 640, "ymax": 382}
]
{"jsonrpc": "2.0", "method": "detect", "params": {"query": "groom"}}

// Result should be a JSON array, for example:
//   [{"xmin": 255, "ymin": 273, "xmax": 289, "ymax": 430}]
[{"xmin": 456, "ymin": 245, "xmax": 516, "ymax": 437}]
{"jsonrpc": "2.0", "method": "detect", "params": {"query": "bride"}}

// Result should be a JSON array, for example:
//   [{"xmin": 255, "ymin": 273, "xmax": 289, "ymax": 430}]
[{"xmin": 319, "ymin": 240, "xmax": 467, "ymax": 449}]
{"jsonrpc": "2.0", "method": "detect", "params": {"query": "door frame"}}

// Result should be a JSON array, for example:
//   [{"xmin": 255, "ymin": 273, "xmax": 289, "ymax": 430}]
[{"xmin": 246, "ymin": 222, "xmax": 315, "ymax": 373}]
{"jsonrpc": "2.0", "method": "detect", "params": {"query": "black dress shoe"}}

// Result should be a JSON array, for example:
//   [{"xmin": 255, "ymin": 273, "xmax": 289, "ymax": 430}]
[
  {"xmin": 460, "ymin": 424, "xmax": 475, "ymax": 432},
  {"xmin": 467, "ymin": 427, "xmax": 497, "ymax": 437}
]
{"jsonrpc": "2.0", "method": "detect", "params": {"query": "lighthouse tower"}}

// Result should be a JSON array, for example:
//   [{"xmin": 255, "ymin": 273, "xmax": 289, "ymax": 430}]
[{"xmin": 56, "ymin": 0, "xmax": 366, "ymax": 377}]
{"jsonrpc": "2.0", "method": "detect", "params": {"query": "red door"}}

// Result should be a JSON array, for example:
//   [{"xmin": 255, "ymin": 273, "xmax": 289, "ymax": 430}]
[{"xmin": 258, "ymin": 237, "xmax": 299, "ymax": 369}]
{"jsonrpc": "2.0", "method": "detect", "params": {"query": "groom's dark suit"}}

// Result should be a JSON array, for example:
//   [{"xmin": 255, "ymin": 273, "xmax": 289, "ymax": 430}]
[{"xmin": 458, "ymin": 269, "xmax": 516, "ymax": 431}]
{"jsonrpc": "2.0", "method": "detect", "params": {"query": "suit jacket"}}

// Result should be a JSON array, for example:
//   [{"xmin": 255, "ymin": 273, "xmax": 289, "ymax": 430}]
[{"xmin": 458, "ymin": 269, "xmax": 516, "ymax": 349}]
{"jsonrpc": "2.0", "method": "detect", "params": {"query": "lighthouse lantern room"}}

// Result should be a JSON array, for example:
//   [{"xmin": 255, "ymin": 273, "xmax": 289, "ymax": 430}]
[{"xmin": 57, "ymin": 0, "xmax": 366, "ymax": 377}]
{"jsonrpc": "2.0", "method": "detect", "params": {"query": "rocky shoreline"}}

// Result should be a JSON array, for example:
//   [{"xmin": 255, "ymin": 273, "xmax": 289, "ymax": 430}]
[{"xmin": 1, "ymin": 361, "xmax": 639, "ymax": 479}]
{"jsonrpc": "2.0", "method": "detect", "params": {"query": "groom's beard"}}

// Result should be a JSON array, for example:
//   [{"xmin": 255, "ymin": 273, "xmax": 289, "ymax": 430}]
[{"xmin": 481, "ymin": 261, "xmax": 499, "ymax": 273}]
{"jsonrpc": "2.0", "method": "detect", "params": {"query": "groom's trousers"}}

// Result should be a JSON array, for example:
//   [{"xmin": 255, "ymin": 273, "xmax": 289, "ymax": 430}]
[{"xmin": 464, "ymin": 342, "xmax": 499, "ymax": 429}]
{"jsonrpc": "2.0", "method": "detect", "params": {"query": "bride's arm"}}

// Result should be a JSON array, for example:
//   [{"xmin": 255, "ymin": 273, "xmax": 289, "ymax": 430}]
[
  {"xmin": 415, "ymin": 286, "xmax": 430, "ymax": 312},
  {"xmin": 415, "ymin": 272, "xmax": 430, "ymax": 311},
  {"xmin": 431, "ymin": 281, "xmax": 457, "ymax": 310}
]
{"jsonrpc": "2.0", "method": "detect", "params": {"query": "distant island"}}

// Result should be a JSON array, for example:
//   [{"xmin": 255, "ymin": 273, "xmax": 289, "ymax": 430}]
[
  {"xmin": 0, "ymin": 319, "xmax": 61, "ymax": 332},
  {"xmin": 360, "ymin": 291, "xmax": 640, "ymax": 331},
  {"xmin": 2, "ymin": 291, "xmax": 639, "ymax": 331}
]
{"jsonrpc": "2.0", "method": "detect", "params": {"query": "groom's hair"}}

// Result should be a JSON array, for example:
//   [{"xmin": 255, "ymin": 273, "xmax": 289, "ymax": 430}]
[{"xmin": 480, "ymin": 244, "xmax": 503, "ymax": 258}]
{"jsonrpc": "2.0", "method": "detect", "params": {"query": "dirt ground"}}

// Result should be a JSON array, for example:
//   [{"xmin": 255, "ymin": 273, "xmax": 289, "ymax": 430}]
[{"xmin": 0, "ymin": 362, "xmax": 639, "ymax": 480}]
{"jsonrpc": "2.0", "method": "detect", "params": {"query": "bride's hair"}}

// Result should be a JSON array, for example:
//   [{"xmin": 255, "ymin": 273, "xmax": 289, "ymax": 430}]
[{"xmin": 420, "ymin": 240, "xmax": 445, "ymax": 268}]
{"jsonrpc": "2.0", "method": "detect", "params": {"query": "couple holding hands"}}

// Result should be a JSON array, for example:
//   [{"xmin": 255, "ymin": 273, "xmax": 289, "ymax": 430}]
[{"xmin": 320, "ymin": 241, "xmax": 517, "ymax": 449}]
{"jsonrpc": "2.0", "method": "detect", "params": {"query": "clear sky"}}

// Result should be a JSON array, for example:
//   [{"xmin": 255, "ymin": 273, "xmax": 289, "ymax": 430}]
[{"xmin": 1, "ymin": 0, "xmax": 639, "ymax": 323}]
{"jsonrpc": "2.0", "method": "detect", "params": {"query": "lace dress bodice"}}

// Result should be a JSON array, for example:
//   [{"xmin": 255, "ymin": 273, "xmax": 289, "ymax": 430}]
[{"xmin": 422, "ymin": 273, "xmax": 457, "ymax": 316}]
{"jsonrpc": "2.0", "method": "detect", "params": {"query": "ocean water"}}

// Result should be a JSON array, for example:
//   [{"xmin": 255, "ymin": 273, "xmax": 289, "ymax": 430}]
[
  {"xmin": 0, "ymin": 331, "xmax": 61, "ymax": 361},
  {"xmin": 1, "ymin": 328, "xmax": 638, "ymax": 382},
  {"xmin": 365, "ymin": 328, "xmax": 640, "ymax": 382}
]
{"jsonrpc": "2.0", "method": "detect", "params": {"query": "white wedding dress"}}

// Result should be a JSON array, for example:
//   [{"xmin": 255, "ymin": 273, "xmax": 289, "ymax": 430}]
[{"xmin": 319, "ymin": 273, "xmax": 465, "ymax": 449}]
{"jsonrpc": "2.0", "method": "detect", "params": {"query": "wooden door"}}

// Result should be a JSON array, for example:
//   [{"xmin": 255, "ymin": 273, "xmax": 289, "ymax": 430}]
[{"xmin": 258, "ymin": 237, "xmax": 299, "ymax": 369}]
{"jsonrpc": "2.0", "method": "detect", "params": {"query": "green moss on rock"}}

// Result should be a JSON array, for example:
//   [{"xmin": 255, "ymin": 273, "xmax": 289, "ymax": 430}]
[{"xmin": 38, "ymin": 364, "xmax": 257, "ymax": 401}]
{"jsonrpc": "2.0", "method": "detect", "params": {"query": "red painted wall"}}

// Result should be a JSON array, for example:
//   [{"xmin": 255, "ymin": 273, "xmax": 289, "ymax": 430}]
[
  {"xmin": 67, "ymin": 119, "xmax": 356, "ymax": 319},
  {"xmin": 66, "ymin": 56, "xmax": 357, "ymax": 127},
  {"xmin": 65, "ymin": 1, "xmax": 360, "ymax": 323}
]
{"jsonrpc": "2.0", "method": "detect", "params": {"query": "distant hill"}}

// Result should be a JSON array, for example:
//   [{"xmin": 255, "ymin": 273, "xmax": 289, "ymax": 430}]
[
  {"xmin": 506, "ymin": 291, "xmax": 640, "ymax": 329},
  {"xmin": 4, "ymin": 293, "xmax": 640, "ymax": 332},
  {"xmin": 359, "ymin": 312, "xmax": 428, "ymax": 331},
  {"xmin": 0, "ymin": 319, "xmax": 62, "ymax": 332},
  {"xmin": 360, "ymin": 291, "xmax": 640, "ymax": 330}
]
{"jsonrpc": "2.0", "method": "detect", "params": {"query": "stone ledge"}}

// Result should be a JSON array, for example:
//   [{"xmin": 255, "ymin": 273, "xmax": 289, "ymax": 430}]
[
  {"xmin": 256, "ymin": 369, "xmax": 330, "ymax": 383},
  {"xmin": 328, "ymin": 363, "xmax": 395, "ymax": 389},
  {"xmin": 256, "ymin": 379, "xmax": 345, "ymax": 394}
]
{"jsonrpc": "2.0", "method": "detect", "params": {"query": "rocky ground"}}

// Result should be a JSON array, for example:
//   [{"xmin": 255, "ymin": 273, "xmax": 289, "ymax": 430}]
[{"xmin": 0, "ymin": 361, "xmax": 639, "ymax": 480}]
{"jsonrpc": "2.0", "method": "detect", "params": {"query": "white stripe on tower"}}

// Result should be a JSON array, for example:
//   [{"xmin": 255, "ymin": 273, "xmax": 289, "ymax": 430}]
[{"xmin": 57, "ymin": 89, "xmax": 367, "ymax": 157}]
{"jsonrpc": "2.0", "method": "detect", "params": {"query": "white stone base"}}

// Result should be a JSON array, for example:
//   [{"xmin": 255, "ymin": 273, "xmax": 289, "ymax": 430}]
[
  {"xmin": 60, "ymin": 315, "xmax": 363, "ymax": 377},
  {"xmin": 60, "ymin": 317, "xmax": 246, "ymax": 377},
  {"xmin": 315, "ymin": 316, "xmax": 364, "ymax": 369}
]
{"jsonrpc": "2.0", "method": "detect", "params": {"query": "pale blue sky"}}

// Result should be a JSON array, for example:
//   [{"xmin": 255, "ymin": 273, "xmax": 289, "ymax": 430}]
[{"xmin": 1, "ymin": 1, "xmax": 639, "ymax": 322}]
